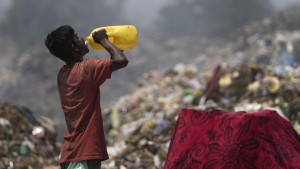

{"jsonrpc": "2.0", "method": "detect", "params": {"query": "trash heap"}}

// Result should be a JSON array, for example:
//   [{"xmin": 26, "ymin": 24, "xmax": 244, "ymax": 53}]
[
  {"xmin": 101, "ymin": 64, "xmax": 204, "ymax": 169},
  {"xmin": 101, "ymin": 16, "xmax": 300, "ymax": 169},
  {"xmin": 0, "ymin": 102, "xmax": 60, "ymax": 169},
  {"xmin": 102, "ymin": 63, "xmax": 300, "ymax": 169}
]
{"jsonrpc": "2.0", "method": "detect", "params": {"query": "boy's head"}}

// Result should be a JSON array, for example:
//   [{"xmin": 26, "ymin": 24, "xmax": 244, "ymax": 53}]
[{"xmin": 45, "ymin": 25, "xmax": 89, "ymax": 63}]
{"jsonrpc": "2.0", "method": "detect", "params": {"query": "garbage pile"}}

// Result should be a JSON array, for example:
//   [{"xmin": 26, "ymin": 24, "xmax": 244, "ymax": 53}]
[
  {"xmin": 101, "ymin": 16, "xmax": 300, "ymax": 169},
  {"xmin": 101, "ymin": 62, "xmax": 300, "ymax": 168},
  {"xmin": 0, "ymin": 102, "xmax": 60, "ymax": 169}
]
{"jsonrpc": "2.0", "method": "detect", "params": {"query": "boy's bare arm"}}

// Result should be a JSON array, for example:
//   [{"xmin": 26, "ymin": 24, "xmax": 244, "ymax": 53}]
[{"xmin": 92, "ymin": 29, "xmax": 128, "ymax": 72}]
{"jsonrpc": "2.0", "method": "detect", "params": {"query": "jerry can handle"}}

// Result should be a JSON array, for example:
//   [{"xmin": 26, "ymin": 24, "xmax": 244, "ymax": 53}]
[{"xmin": 106, "ymin": 31, "xmax": 114, "ymax": 43}]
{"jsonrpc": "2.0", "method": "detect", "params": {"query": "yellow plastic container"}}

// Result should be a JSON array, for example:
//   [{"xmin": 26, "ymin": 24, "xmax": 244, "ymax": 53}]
[{"xmin": 85, "ymin": 25, "xmax": 138, "ymax": 50}]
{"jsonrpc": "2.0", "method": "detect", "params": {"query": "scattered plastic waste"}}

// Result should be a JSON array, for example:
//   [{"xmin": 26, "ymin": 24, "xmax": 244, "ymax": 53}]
[
  {"xmin": 0, "ymin": 102, "xmax": 59, "ymax": 169},
  {"xmin": 100, "ymin": 13, "xmax": 300, "ymax": 168}
]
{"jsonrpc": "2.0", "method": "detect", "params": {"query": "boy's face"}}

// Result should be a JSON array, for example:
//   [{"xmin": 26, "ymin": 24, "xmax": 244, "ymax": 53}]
[{"xmin": 72, "ymin": 33, "xmax": 89, "ymax": 58}]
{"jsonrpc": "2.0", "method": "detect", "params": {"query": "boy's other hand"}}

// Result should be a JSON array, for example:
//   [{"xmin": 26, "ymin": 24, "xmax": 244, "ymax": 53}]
[{"xmin": 92, "ymin": 29, "xmax": 108, "ymax": 44}]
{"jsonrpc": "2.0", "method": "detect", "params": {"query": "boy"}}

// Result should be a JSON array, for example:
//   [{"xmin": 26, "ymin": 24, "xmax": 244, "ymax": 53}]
[{"xmin": 45, "ymin": 25, "xmax": 128, "ymax": 169}]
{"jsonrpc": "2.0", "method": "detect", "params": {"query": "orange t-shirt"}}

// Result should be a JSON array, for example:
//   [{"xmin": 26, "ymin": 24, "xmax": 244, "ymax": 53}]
[{"xmin": 57, "ymin": 58, "xmax": 111, "ymax": 163}]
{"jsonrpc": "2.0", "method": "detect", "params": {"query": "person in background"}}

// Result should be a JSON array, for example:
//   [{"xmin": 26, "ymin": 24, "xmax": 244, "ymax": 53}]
[{"xmin": 45, "ymin": 25, "xmax": 128, "ymax": 169}]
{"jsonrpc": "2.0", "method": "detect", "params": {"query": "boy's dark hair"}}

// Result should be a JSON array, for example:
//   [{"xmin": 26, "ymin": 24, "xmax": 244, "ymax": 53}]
[{"xmin": 45, "ymin": 25, "xmax": 74, "ymax": 62}]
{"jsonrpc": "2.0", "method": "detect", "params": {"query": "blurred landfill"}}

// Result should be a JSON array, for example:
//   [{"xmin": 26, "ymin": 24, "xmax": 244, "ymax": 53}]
[
  {"xmin": 1, "ymin": 12, "xmax": 300, "ymax": 169},
  {"xmin": 0, "ymin": 102, "xmax": 59, "ymax": 169}
]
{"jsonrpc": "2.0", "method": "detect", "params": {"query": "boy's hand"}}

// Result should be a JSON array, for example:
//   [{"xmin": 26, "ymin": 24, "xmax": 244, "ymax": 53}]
[{"xmin": 92, "ymin": 29, "xmax": 108, "ymax": 44}]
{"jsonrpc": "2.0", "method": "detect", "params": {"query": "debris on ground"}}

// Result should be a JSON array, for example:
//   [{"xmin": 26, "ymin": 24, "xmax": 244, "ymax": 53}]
[{"xmin": 0, "ymin": 102, "xmax": 60, "ymax": 169}]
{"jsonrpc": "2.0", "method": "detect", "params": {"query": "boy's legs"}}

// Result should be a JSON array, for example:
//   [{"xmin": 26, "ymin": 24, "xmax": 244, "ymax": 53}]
[
  {"xmin": 87, "ymin": 159, "xmax": 101, "ymax": 169},
  {"xmin": 60, "ymin": 160, "xmax": 101, "ymax": 169}
]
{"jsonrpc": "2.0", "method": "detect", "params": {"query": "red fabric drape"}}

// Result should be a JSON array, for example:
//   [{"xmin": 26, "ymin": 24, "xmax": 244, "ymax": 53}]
[{"xmin": 164, "ymin": 109, "xmax": 300, "ymax": 169}]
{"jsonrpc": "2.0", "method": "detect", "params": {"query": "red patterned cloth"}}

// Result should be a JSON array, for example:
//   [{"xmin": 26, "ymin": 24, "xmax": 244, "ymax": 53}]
[{"xmin": 164, "ymin": 109, "xmax": 300, "ymax": 169}]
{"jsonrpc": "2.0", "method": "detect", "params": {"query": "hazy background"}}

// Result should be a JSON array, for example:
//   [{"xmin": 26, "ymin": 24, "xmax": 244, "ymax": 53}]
[{"xmin": 0, "ymin": 0, "xmax": 300, "ymax": 140}]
